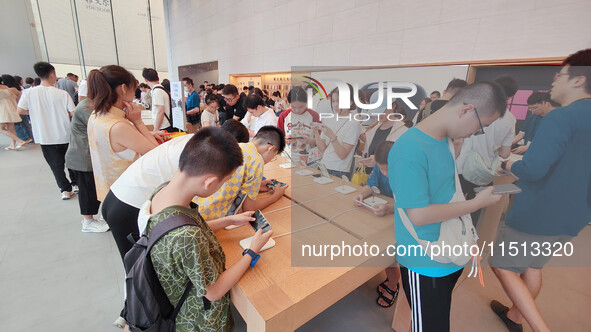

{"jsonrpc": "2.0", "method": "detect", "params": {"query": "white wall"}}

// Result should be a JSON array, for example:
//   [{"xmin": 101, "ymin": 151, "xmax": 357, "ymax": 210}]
[
  {"xmin": 164, "ymin": 0, "xmax": 591, "ymax": 82},
  {"xmin": 0, "ymin": 0, "xmax": 40, "ymax": 78}
]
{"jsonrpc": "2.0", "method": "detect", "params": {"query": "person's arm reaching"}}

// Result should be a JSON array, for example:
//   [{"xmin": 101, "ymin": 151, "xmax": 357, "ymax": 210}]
[
  {"xmin": 242, "ymin": 185, "xmax": 288, "ymax": 211},
  {"xmin": 154, "ymin": 105, "xmax": 165, "ymax": 130},
  {"xmin": 406, "ymin": 187, "xmax": 501, "ymax": 226},
  {"xmin": 205, "ymin": 229, "xmax": 273, "ymax": 301},
  {"xmin": 509, "ymin": 114, "xmax": 568, "ymax": 182},
  {"xmin": 206, "ymin": 211, "xmax": 255, "ymax": 232},
  {"xmin": 498, "ymin": 145, "xmax": 511, "ymax": 159},
  {"xmin": 512, "ymin": 131, "xmax": 525, "ymax": 145}
]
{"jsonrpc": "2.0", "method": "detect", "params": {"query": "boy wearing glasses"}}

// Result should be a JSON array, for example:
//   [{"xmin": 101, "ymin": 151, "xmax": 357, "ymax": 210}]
[{"xmin": 388, "ymin": 82, "xmax": 507, "ymax": 331}]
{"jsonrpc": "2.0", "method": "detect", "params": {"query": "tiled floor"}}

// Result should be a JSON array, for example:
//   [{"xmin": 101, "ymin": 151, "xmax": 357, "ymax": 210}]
[{"xmin": 1, "ymin": 138, "xmax": 589, "ymax": 331}]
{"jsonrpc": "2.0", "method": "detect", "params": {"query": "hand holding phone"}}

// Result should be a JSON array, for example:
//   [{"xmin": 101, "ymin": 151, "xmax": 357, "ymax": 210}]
[{"xmin": 250, "ymin": 210, "xmax": 272, "ymax": 233}]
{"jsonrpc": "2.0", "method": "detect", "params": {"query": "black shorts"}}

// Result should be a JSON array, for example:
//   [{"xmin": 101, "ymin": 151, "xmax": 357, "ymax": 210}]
[{"xmin": 400, "ymin": 266, "xmax": 464, "ymax": 332}]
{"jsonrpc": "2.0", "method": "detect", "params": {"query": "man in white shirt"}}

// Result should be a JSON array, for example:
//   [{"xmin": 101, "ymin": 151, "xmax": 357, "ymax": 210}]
[
  {"xmin": 142, "ymin": 68, "xmax": 176, "ymax": 132},
  {"xmin": 243, "ymin": 94, "xmax": 278, "ymax": 137},
  {"xmin": 77, "ymin": 79, "xmax": 87, "ymax": 102},
  {"xmin": 456, "ymin": 75, "xmax": 518, "ymax": 222},
  {"xmin": 18, "ymin": 62, "xmax": 77, "ymax": 200}
]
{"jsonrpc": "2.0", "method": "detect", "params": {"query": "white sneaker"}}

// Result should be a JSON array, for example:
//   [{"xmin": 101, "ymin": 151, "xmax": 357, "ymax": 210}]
[
  {"xmin": 81, "ymin": 218, "xmax": 110, "ymax": 233},
  {"xmin": 61, "ymin": 191, "xmax": 72, "ymax": 200},
  {"xmin": 72, "ymin": 185, "xmax": 79, "ymax": 194}
]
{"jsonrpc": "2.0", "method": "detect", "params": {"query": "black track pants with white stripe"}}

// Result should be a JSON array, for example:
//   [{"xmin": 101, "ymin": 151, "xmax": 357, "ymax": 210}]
[{"xmin": 400, "ymin": 266, "xmax": 464, "ymax": 332}]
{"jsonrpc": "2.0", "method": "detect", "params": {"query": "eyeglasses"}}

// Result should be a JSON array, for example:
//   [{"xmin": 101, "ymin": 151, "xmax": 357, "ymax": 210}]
[
  {"xmin": 553, "ymin": 71, "xmax": 569, "ymax": 81},
  {"xmin": 465, "ymin": 102, "xmax": 485, "ymax": 136},
  {"xmin": 224, "ymin": 95, "xmax": 237, "ymax": 102}
]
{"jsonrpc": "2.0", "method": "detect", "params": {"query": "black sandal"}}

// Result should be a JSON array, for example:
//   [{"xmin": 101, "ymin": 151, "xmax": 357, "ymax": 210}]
[{"xmin": 376, "ymin": 279, "xmax": 399, "ymax": 308}]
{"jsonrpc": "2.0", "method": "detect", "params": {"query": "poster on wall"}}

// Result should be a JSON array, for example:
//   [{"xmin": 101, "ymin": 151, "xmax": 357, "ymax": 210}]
[{"xmin": 170, "ymin": 81, "xmax": 186, "ymax": 132}]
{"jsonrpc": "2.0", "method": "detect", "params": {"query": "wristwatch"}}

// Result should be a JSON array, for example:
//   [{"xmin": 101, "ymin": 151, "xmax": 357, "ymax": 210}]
[
  {"xmin": 242, "ymin": 248, "xmax": 260, "ymax": 267},
  {"xmin": 501, "ymin": 161, "xmax": 507, "ymax": 170}
]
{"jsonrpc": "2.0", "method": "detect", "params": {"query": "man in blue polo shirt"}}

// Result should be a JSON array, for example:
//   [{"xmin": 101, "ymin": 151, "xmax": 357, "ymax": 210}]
[
  {"xmin": 182, "ymin": 77, "xmax": 201, "ymax": 133},
  {"xmin": 389, "ymin": 82, "xmax": 507, "ymax": 331},
  {"xmin": 490, "ymin": 49, "xmax": 591, "ymax": 332}
]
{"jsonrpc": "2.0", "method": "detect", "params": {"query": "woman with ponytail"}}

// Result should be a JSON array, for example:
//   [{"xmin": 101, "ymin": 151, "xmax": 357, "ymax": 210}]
[{"xmin": 87, "ymin": 65, "xmax": 159, "ymax": 203}]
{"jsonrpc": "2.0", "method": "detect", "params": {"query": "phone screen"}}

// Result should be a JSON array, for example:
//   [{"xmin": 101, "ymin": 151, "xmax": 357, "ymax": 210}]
[{"xmin": 251, "ymin": 210, "xmax": 272, "ymax": 233}]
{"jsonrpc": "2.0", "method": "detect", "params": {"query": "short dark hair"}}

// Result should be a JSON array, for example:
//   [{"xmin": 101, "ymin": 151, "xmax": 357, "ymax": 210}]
[
  {"xmin": 243, "ymin": 86, "xmax": 249, "ymax": 91},
  {"xmin": 244, "ymin": 93, "xmax": 265, "ymax": 109},
  {"xmin": 527, "ymin": 91, "xmax": 560, "ymax": 107},
  {"xmin": 139, "ymin": 83, "xmax": 149, "ymax": 89},
  {"xmin": 287, "ymin": 86, "xmax": 307, "ymax": 103},
  {"xmin": 254, "ymin": 125, "xmax": 285, "ymax": 153},
  {"xmin": 222, "ymin": 84, "xmax": 239, "ymax": 96},
  {"xmin": 448, "ymin": 81, "xmax": 507, "ymax": 117},
  {"xmin": 494, "ymin": 75, "xmax": 519, "ymax": 98},
  {"xmin": 222, "ymin": 119, "xmax": 250, "ymax": 143},
  {"xmin": 205, "ymin": 94, "xmax": 218, "ymax": 105},
  {"xmin": 182, "ymin": 77, "xmax": 194, "ymax": 86},
  {"xmin": 430, "ymin": 91, "xmax": 441, "ymax": 97},
  {"xmin": 66, "ymin": 73, "xmax": 74, "ymax": 77},
  {"xmin": 375, "ymin": 141, "xmax": 394, "ymax": 165},
  {"xmin": 141, "ymin": 68, "xmax": 159, "ymax": 82},
  {"xmin": 272, "ymin": 91, "xmax": 281, "ymax": 98},
  {"xmin": 563, "ymin": 48, "xmax": 591, "ymax": 94},
  {"xmin": 25, "ymin": 77, "xmax": 34, "ymax": 84},
  {"xmin": 34, "ymin": 77, "xmax": 41, "ymax": 85},
  {"xmin": 445, "ymin": 79, "xmax": 468, "ymax": 93},
  {"xmin": 1, "ymin": 75, "xmax": 19, "ymax": 90},
  {"xmin": 217, "ymin": 84, "xmax": 225, "ymax": 90},
  {"xmin": 179, "ymin": 127, "xmax": 243, "ymax": 178},
  {"xmin": 33, "ymin": 62, "xmax": 55, "ymax": 80}
]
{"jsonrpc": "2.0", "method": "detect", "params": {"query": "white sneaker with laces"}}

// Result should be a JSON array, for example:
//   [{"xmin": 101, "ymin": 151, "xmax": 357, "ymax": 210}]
[
  {"xmin": 61, "ymin": 191, "xmax": 72, "ymax": 200},
  {"xmin": 81, "ymin": 218, "xmax": 110, "ymax": 233},
  {"xmin": 72, "ymin": 185, "xmax": 79, "ymax": 194}
]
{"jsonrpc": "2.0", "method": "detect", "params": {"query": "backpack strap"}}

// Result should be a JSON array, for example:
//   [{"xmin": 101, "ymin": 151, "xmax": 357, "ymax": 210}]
[
  {"xmin": 146, "ymin": 214, "xmax": 196, "ymax": 252},
  {"xmin": 144, "ymin": 214, "xmax": 198, "ymax": 318},
  {"xmin": 153, "ymin": 85, "xmax": 173, "ymax": 126}
]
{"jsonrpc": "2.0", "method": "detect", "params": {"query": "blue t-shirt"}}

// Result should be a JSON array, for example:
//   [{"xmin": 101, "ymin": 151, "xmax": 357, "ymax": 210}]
[
  {"xmin": 507, "ymin": 99, "xmax": 591, "ymax": 236},
  {"xmin": 366, "ymin": 165, "xmax": 393, "ymax": 198},
  {"xmin": 185, "ymin": 90, "xmax": 201, "ymax": 124},
  {"xmin": 521, "ymin": 114, "xmax": 542, "ymax": 145},
  {"xmin": 388, "ymin": 127, "xmax": 464, "ymax": 277}
]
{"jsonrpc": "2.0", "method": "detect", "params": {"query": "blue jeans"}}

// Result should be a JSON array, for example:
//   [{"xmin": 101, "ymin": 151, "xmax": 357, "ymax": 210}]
[{"xmin": 15, "ymin": 114, "xmax": 33, "ymax": 141}]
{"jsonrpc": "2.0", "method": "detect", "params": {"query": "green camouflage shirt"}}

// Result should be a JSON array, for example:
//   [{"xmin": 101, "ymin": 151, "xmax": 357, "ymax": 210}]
[{"xmin": 146, "ymin": 204, "xmax": 233, "ymax": 332}]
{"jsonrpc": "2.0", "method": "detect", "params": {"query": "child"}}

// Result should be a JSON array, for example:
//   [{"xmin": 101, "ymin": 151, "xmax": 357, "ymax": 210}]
[
  {"xmin": 137, "ymin": 127, "xmax": 273, "ymax": 331},
  {"xmin": 201, "ymin": 94, "xmax": 220, "ymax": 127},
  {"xmin": 243, "ymin": 93, "xmax": 278, "ymax": 137},
  {"xmin": 389, "ymin": 82, "xmax": 506, "ymax": 331},
  {"xmin": 353, "ymin": 141, "xmax": 402, "ymax": 308}
]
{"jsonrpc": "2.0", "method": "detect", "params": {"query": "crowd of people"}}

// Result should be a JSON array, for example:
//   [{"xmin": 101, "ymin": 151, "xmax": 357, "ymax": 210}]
[{"xmin": 2, "ymin": 47, "xmax": 590, "ymax": 332}]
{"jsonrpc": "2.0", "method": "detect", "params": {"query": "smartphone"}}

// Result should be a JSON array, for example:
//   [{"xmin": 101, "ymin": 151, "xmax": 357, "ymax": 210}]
[
  {"xmin": 474, "ymin": 184, "xmax": 522, "ymax": 195},
  {"xmin": 226, "ymin": 193, "xmax": 246, "ymax": 216},
  {"xmin": 251, "ymin": 210, "xmax": 272, "ymax": 233},
  {"xmin": 266, "ymin": 179, "xmax": 286, "ymax": 189}
]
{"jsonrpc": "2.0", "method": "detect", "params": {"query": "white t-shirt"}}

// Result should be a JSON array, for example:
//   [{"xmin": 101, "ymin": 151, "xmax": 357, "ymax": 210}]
[
  {"xmin": 457, "ymin": 111, "xmax": 516, "ymax": 173},
  {"xmin": 110, "ymin": 134, "xmax": 193, "ymax": 208},
  {"xmin": 320, "ymin": 116, "xmax": 362, "ymax": 172},
  {"xmin": 17, "ymin": 85, "xmax": 75, "ymax": 145},
  {"xmin": 78, "ymin": 80, "xmax": 87, "ymax": 97},
  {"xmin": 251, "ymin": 108, "xmax": 277, "ymax": 134},
  {"xmin": 201, "ymin": 109, "xmax": 219, "ymax": 127},
  {"xmin": 151, "ymin": 84, "xmax": 171, "ymax": 129}
]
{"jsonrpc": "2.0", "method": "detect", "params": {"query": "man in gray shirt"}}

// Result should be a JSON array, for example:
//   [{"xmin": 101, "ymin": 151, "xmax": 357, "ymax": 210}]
[{"xmin": 57, "ymin": 73, "xmax": 77, "ymax": 100}]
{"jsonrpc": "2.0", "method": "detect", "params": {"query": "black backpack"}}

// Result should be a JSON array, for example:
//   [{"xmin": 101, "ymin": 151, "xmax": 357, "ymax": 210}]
[{"xmin": 122, "ymin": 214, "xmax": 196, "ymax": 332}]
